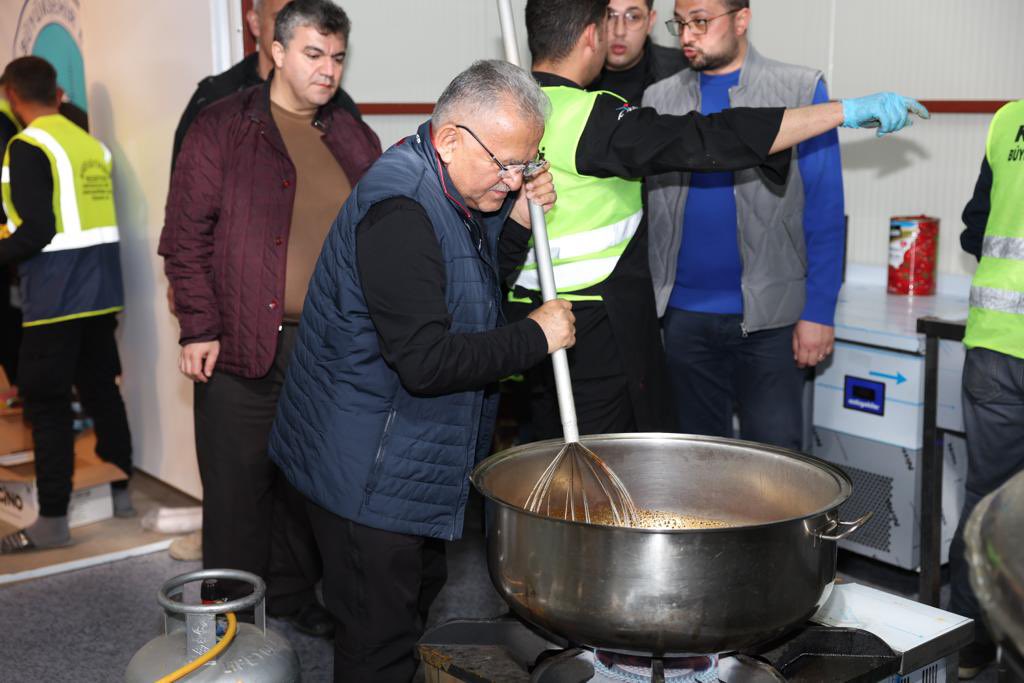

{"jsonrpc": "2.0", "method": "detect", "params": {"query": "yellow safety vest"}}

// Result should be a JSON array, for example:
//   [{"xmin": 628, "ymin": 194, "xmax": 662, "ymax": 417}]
[{"xmin": 963, "ymin": 101, "xmax": 1024, "ymax": 359}]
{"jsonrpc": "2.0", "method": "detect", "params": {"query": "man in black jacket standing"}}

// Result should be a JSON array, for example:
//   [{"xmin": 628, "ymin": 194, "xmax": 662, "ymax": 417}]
[
  {"xmin": 170, "ymin": 0, "xmax": 360, "ymax": 168},
  {"xmin": 589, "ymin": 0, "xmax": 686, "ymax": 104}
]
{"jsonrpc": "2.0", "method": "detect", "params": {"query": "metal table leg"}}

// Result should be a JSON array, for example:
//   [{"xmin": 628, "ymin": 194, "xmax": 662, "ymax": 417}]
[{"xmin": 919, "ymin": 333, "xmax": 943, "ymax": 606}]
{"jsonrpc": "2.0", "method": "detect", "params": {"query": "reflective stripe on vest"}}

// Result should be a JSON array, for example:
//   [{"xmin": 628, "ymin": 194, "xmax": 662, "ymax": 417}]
[
  {"xmin": 514, "ymin": 209, "xmax": 641, "ymax": 291},
  {"xmin": 982, "ymin": 234, "xmax": 1024, "ymax": 261},
  {"xmin": 970, "ymin": 285, "xmax": 1024, "ymax": 315},
  {"xmin": 510, "ymin": 87, "xmax": 643, "ymax": 299},
  {"xmin": 964, "ymin": 100, "xmax": 1024, "ymax": 358},
  {"xmin": 1, "ymin": 114, "xmax": 119, "ymax": 252}
]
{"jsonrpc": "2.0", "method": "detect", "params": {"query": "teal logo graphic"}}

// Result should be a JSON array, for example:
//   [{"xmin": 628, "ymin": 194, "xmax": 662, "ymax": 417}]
[{"xmin": 13, "ymin": 0, "xmax": 87, "ymax": 112}]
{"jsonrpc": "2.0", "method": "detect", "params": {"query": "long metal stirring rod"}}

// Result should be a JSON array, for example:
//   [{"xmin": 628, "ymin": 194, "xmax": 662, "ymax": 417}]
[{"xmin": 496, "ymin": 0, "xmax": 580, "ymax": 444}]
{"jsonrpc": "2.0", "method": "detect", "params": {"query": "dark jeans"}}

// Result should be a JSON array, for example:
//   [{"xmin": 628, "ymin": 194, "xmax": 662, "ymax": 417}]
[
  {"xmin": 949, "ymin": 347, "xmax": 1024, "ymax": 645},
  {"xmin": 193, "ymin": 324, "xmax": 320, "ymax": 615},
  {"xmin": 307, "ymin": 502, "xmax": 447, "ymax": 683},
  {"xmin": 18, "ymin": 313, "xmax": 132, "ymax": 517},
  {"xmin": 662, "ymin": 308, "xmax": 806, "ymax": 450}
]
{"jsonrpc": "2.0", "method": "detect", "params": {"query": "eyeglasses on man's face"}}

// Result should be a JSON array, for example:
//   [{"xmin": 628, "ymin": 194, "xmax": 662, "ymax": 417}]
[
  {"xmin": 456, "ymin": 124, "xmax": 545, "ymax": 179},
  {"xmin": 665, "ymin": 9, "xmax": 741, "ymax": 37},
  {"xmin": 607, "ymin": 8, "xmax": 649, "ymax": 32}
]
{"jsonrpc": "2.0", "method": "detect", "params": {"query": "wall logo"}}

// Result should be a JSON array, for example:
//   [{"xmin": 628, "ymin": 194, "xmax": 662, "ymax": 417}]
[{"xmin": 12, "ymin": 0, "xmax": 87, "ymax": 112}]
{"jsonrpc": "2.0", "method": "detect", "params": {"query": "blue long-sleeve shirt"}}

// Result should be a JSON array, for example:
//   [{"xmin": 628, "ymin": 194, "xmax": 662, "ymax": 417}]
[{"xmin": 670, "ymin": 73, "xmax": 845, "ymax": 326}]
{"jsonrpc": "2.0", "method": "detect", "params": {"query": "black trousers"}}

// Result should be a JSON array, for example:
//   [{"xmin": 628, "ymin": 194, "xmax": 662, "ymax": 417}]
[
  {"xmin": 18, "ymin": 313, "xmax": 132, "ymax": 517},
  {"xmin": 949, "ymin": 347, "xmax": 1024, "ymax": 645},
  {"xmin": 0, "ymin": 276, "xmax": 21, "ymax": 383},
  {"xmin": 193, "ymin": 324, "xmax": 320, "ymax": 614},
  {"xmin": 662, "ymin": 309, "xmax": 806, "ymax": 451},
  {"xmin": 307, "ymin": 501, "xmax": 447, "ymax": 683}
]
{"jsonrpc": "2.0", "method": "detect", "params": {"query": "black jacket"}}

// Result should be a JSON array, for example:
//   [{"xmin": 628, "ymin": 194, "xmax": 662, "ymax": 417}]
[
  {"xmin": 589, "ymin": 39, "xmax": 688, "ymax": 105},
  {"xmin": 170, "ymin": 52, "xmax": 361, "ymax": 170},
  {"xmin": 961, "ymin": 157, "xmax": 993, "ymax": 261}
]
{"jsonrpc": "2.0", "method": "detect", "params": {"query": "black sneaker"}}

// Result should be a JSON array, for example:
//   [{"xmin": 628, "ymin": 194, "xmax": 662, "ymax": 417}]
[{"xmin": 959, "ymin": 641, "xmax": 997, "ymax": 680}]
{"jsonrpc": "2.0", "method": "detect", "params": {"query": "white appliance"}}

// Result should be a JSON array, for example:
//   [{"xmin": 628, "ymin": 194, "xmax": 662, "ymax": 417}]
[{"xmin": 811, "ymin": 268, "xmax": 969, "ymax": 571}]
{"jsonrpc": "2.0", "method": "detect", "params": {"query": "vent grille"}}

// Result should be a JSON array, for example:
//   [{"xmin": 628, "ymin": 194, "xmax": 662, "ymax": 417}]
[{"xmin": 837, "ymin": 465, "xmax": 894, "ymax": 552}]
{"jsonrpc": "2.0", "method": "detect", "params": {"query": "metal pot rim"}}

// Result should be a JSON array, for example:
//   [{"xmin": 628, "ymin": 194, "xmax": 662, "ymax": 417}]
[{"xmin": 471, "ymin": 431, "xmax": 853, "ymax": 533}]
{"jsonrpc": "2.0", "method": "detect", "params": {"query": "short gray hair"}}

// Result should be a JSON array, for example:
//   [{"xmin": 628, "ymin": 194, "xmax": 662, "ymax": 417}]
[{"xmin": 432, "ymin": 60, "xmax": 549, "ymax": 131}]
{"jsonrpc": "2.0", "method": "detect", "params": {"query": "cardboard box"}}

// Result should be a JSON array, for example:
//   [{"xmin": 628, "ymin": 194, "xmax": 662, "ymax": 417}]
[
  {"xmin": 0, "ymin": 369, "xmax": 29, "ymax": 454},
  {"xmin": 0, "ymin": 429, "xmax": 127, "ymax": 530}
]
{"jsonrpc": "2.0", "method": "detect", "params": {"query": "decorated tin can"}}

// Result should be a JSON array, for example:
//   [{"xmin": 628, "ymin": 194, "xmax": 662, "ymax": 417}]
[{"xmin": 888, "ymin": 215, "xmax": 939, "ymax": 295}]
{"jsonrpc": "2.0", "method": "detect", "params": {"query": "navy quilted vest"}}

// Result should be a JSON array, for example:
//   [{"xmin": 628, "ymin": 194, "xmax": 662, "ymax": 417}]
[{"xmin": 269, "ymin": 122, "xmax": 505, "ymax": 540}]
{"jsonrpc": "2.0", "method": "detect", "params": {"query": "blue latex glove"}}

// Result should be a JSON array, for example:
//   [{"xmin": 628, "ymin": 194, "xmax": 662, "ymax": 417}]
[{"xmin": 841, "ymin": 92, "xmax": 930, "ymax": 136}]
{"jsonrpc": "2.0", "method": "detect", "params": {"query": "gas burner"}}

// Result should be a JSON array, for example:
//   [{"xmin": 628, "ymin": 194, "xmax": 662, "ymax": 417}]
[
  {"xmin": 418, "ymin": 585, "xmax": 973, "ymax": 683},
  {"xmin": 593, "ymin": 651, "xmax": 718, "ymax": 683}
]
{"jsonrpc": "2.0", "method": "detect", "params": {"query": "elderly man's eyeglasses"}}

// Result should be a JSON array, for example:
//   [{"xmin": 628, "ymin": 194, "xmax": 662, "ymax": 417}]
[
  {"xmin": 665, "ymin": 9, "xmax": 740, "ymax": 36},
  {"xmin": 456, "ymin": 124, "xmax": 544, "ymax": 179},
  {"xmin": 607, "ymin": 8, "xmax": 649, "ymax": 32}
]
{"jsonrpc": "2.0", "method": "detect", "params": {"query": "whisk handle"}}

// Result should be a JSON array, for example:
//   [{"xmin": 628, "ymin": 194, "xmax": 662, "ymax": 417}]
[
  {"xmin": 529, "ymin": 201, "xmax": 580, "ymax": 444},
  {"xmin": 551, "ymin": 349, "xmax": 579, "ymax": 442}
]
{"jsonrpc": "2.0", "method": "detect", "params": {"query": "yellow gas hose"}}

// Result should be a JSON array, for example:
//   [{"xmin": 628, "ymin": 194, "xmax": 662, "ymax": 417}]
[{"xmin": 154, "ymin": 611, "xmax": 238, "ymax": 683}]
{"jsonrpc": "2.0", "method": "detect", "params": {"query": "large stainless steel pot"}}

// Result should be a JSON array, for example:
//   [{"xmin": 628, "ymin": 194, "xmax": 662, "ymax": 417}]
[
  {"xmin": 470, "ymin": 433, "xmax": 869, "ymax": 656},
  {"xmin": 966, "ymin": 468, "xmax": 1024, "ymax": 658}
]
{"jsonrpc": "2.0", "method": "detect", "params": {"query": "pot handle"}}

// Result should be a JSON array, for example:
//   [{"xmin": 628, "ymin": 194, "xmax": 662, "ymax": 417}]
[{"xmin": 813, "ymin": 512, "xmax": 873, "ymax": 541}]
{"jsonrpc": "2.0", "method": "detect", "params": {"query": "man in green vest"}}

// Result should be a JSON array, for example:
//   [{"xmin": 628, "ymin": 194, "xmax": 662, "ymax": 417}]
[
  {"xmin": 0, "ymin": 56, "xmax": 134, "ymax": 553},
  {"xmin": 950, "ymin": 99, "xmax": 1024, "ymax": 680},
  {"xmin": 511, "ymin": 0, "xmax": 927, "ymax": 439}
]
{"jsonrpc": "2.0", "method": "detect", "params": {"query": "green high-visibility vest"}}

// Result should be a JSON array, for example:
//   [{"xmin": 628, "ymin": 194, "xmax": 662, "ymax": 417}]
[
  {"xmin": 964, "ymin": 100, "xmax": 1024, "ymax": 359},
  {"xmin": 2, "ymin": 113, "xmax": 119, "ymax": 248},
  {"xmin": 1, "ymin": 113, "xmax": 123, "ymax": 325},
  {"xmin": 510, "ymin": 86, "xmax": 643, "ymax": 302}
]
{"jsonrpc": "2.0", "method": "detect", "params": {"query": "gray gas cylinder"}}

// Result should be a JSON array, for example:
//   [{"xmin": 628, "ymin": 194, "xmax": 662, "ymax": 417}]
[{"xmin": 125, "ymin": 569, "xmax": 300, "ymax": 682}]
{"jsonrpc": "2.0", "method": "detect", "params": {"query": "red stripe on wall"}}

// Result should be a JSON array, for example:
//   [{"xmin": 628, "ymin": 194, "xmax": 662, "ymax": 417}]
[
  {"xmin": 355, "ymin": 101, "xmax": 1010, "ymax": 116},
  {"xmin": 357, "ymin": 103, "xmax": 436, "ymax": 116},
  {"xmin": 917, "ymin": 100, "xmax": 1009, "ymax": 114}
]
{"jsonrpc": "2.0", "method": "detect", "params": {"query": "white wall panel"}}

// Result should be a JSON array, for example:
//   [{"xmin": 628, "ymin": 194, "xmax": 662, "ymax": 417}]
[
  {"xmin": 77, "ymin": 0, "xmax": 241, "ymax": 499},
  {"xmin": 831, "ymin": 0, "xmax": 1024, "ymax": 99},
  {"xmin": 839, "ymin": 116, "xmax": 987, "ymax": 278}
]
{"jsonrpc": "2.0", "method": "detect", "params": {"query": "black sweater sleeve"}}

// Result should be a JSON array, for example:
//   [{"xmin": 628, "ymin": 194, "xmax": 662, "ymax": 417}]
[
  {"xmin": 498, "ymin": 218, "xmax": 532, "ymax": 286},
  {"xmin": 961, "ymin": 156, "xmax": 992, "ymax": 261},
  {"xmin": 0, "ymin": 141, "xmax": 56, "ymax": 265},
  {"xmin": 576, "ymin": 93, "xmax": 790, "ymax": 183},
  {"xmin": 356, "ymin": 197, "xmax": 548, "ymax": 396}
]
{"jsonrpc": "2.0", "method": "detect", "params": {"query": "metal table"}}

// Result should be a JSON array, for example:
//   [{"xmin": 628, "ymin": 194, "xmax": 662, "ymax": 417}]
[{"xmin": 916, "ymin": 316, "xmax": 966, "ymax": 606}]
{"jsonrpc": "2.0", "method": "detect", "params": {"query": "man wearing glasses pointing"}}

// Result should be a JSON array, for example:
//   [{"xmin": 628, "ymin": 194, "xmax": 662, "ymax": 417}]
[
  {"xmin": 511, "ymin": 0, "xmax": 927, "ymax": 444},
  {"xmin": 644, "ymin": 0, "xmax": 846, "ymax": 451}
]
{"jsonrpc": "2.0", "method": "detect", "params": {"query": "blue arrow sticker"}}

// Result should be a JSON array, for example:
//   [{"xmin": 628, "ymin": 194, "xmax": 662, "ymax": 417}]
[{"xmin": 869, "ymin": 370, "xmax": 907, "ymax": 385}]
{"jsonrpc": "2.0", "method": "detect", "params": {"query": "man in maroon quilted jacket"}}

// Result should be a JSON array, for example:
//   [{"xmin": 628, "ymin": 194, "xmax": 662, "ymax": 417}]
[{"xmin": 158, "ymin": 0, "xmax": 381, "ymax": 637}]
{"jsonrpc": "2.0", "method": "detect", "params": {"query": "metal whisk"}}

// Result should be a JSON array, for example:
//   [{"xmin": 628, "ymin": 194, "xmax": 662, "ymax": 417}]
[
  {"xmin": 496, "ymin": 0, "xmax": 638, "ymax": 526},
  {"xmin": 517, "ymin": 196, "xmax": 640, "ymax": 525},
  {"xmin": 515, "ymin": 183, "xmax": 640, "ymax": 528}
]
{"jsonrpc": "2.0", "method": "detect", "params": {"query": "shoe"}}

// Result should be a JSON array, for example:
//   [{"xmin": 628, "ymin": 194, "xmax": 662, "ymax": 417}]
[
  {"xmin": 169, "ymin": 530, "xmax": 202, "ymax": 561},
  {"xmin": 0, "ymin": 528, "xmax": 72, "ymax": 553},
  {"xmin": 959, "ymin": 640, "xmax": 997, "ymax": 679},
  {"xmin": 285, "ymin": 602, "xmax": 336, "ymax": 639}
]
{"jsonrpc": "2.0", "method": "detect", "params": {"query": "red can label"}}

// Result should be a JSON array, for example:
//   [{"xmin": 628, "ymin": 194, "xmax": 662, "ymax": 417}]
[{"xmin": 888, "ymin": 215, "xmax": 938, "ymax": 295}]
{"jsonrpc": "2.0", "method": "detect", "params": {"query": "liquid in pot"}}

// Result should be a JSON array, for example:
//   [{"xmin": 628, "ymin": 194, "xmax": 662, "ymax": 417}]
[{"xmin": 590, "ymin": 508, "xmax": 732, "ymax": 529}]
